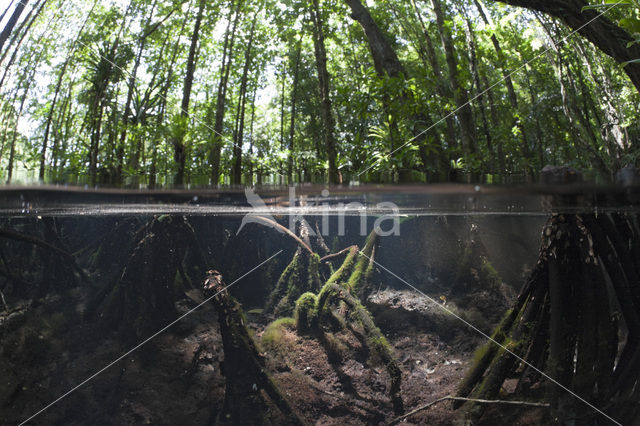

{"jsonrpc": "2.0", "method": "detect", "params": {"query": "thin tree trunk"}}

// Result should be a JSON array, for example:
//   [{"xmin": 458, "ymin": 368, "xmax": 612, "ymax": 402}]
[
  {"xmin": 87, "ymin": 0, "xmax": 135, "ymax": 186},
  {"xmin": 114, "ymin": 0, "xmax": 159, "ymax": 182},
  {"xmin": 51, "ymin": 84, "xmax": 72, "ymax": 175},
  {"xmin": 409, "ymin": 0, "xmax": 458, "ymax": 154},
  {"xmin": 174, "ymin": 0, "xmax": 206, "ymax": 185},
  {"xmin": 287, "ymin": 40, "xmax": 302, "ymax": 184},
  {"xmin": 39, "ymin": 0, "xmax": 98, "ymax": 180},
  {"xmin": 473, "ymin": 0, "xmax": 529, "ymax": 171},
  {"xmin": 247, "ymin": 82, "xmax": 257, "ymax": 184},
  {"xmin": 7, "ymin": 89, "xmax": 30, "ymax": 182},
  {"xmin": 104, "ymin": 84, "xmax": 121, "ymax": 176},
  {"xmin": 519, "ymin": 66, "xmax": 544, "ymax": 170},
  {"xmin": 538, "ymin": 15, "xmax": 609, "ymax": 175},
  {"xmin": 88, "ymin": 101, "xmax": 105, "ymax": 185},
  {"xmin": 231, "ymin": 5, "xmax": 259, "ymax": 185},
  {"xmin": 0, "ymin": 1, "xmax": 17, "ymax": 25},
  {"xmin": 0, "ymin": 87, "xmax": 19, "ymax": 166},
  {"xmin": 0, "ymin": 0, "xmax": 31, "ymax": 55},
  {"xmin": 278, "ymin": 69, "xmax": 286, "ymax": 183},
  {"xmin": 311, "ymin": 0, "xmax": 338, "ymax": 184},
  {"xmin": 127, "ymin": 2, "xmax": 185, "ymax": 180},
  {"xmin": 574, "ymin": 38, "xmax": 628, "ymax": 166},
  {"xmin": 54, "ymin": 87, "xmax": 74, "ymax": 175},
  {"xmin": 460, "ymin": 11, "xmax": 493, "ymax": 170},
  {"xmin": 210, "ymin": 0, "xmax": 243, "ymax": 184},
  {"xmin": 5, "ymin": 15, "xmax": 51, "ymax": 183},
  {"xmin": 431, "ymin": 0, "xmax": 476, "ymax": 155},
  {"xmin": 0, "ymin": 0, "xmax": 47, "ymax": 90},
  {"xmin": 149, "ymin": 6, "xmax": 191, "ymax": 188},
  {"xmin": 395, "ymin": 0, "xmax": 456, "ymax": 159}
]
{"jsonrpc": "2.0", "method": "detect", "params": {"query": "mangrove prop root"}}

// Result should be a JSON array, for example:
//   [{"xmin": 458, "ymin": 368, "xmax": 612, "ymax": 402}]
[
  {"xmin": 313, "ymin": 282, "xmax": 404, "ymax": 415},
  {"xmin": 583, "ymin": 215, "xmax": 640, "ymax": 394},
  {"xmin": 325, "ymin": 246, "xmax": 359, "ymax": 285},
  {"xmin": 347, "ymin": 230, "xmax": 378, "ymax": 297},
  {"xmin": 461, "ymin": 277, "xmax": 548, "ymax": 422},
  {"xmin": 0, "ymin": 287, "xmax": 8, "ymax": 312},
  {"xmin": 0, "ymin": 227, "xmax": 89, "ymax": 282},
  {"xmin": 314, "ymin": 221, "xmax": 330, "ymax": 255},
  {"xmin": 341, "ymin": 291, "xmax": 403, "ymax": 414},
  {"xmin": 285, "ymin": 228, "xmax": 403, "ymax": 414},
  {"xmin": 453, "ymin": 262, "xmax": 545, "ymax": 407},
  {"xmin": 455, "ymin": 213, "xmax": 640, "ymax": 425},
  {"xmin": 0, "ymin": 246, "xmax": 32, "ymax": 290},
  {"xmin": 265, "ymin": 251, "xmax": 322, "ymax": 316},
  {"xmin": 264, "ymin": 252, "xmax": 300, "ymax": 313},
  {"xmin": 546, "ymin": 222, "xmax": 578, "ymax": 415},
  {"xmin": 90, "ymin": 216, "xmax": 194, "ymax": 341},
  {"xmin": 203, "ymin": 272, "xmax": 304, "ymax": 426},
  {"xmin": 35, "ymin": 217, "xmax": 78, "ymax": 299}
]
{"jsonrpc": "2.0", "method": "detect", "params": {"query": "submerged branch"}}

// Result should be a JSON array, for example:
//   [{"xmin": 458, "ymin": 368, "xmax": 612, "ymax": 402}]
[
  {"xmin": 0, "ymin": 228, "xmax": 89, "ymax": 281},
  {"xmin": 320, "ymin": 245, "xmax": 358, "ymax": 262},
  {"xmin": 389, "ymin": 395, "xmax": 550, "ymax": 425},
  {"xmin": 249, "ymin": 216, "xmax": 313, "ymax": 254}
]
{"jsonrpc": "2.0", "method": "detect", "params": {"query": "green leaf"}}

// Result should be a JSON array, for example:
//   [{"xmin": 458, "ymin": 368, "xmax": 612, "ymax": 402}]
[
  {"xmin": 622, "ymin": 58, "xmax": 640, "ymax": 66},
  {"xmin": 619, "ymin": 17, "xmax": 640, "ymax": 33}
]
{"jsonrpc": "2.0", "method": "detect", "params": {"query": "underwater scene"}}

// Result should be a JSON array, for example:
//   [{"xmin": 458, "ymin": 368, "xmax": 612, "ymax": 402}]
[{"xmin": 0, "ymin": 184, "xmax": 638, "ymax": 425}]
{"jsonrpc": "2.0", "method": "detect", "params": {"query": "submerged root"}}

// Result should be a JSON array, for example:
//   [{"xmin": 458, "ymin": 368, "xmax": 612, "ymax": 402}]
[
  {"xmin": 314, "ymin": 282, "xmax": 404, "ymax": 415},
  {"xmin": 266, "ymin": 251, "xmax": 322, "ymax": 317},
  {"xmin": 456, "ymin": 213, "xmax": 640, "ymax": 424},
  {"xmin": 283, "ymin": 228, "xmax": 404, "ymax": 415},
  {"xmin": 86, "ymin": 216, "xmax": 197, "ymax": 342},
  {"xmin": 203, "ymin": 271, "xmax": 304, "ymax": 425},
  {"xmin": 294, "ymin": 292, "xmax": 318, "ymax": 332}
]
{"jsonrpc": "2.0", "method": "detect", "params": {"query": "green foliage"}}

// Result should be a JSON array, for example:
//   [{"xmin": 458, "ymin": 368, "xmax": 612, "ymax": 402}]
[
  {"xmin": 450, "ymin": 157, "xmax": 466, "ymax": 171},
  {"xmin": 168, "ymin": 114, "xmax": 189, "ymax": 144},
  {"xmin": 584, "ymin": 1, "xmax": 640, "ymax": 63},
  {"xmin": 1, "ymin": 0, "xmax": 639, "ymax": 183}
]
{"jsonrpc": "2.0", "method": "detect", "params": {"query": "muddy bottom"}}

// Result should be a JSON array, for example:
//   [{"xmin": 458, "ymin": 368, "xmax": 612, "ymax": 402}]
[{"xmin": 0, "ymin": 284, "xmax": 546, "ymax": 425}]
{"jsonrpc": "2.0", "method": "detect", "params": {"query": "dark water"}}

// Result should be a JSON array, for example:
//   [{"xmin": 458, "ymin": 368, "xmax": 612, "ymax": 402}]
[{"xmin": 0, "ymin": 185, "xmax": 638, "ymax": 425}]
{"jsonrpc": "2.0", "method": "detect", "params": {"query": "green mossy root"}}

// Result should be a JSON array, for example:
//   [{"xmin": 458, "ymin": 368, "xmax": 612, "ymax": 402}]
[
  {"xmin": 326, "ymin": 246, "xmax": 358, "ymax": 285},
  {"xmin": 316, "ymin": 282, "xmax": 404, "ymax": 414},
  {"xmin": 347, "ymin": 229, "xmax": 378, "ymax": 296},
  {"xmin": 266, "ymin": 253, "xmax": 322, "ymax": 316},
  {"xmin": 294, "ymin": 292, "xmax": 318, "ymax": 332},
  {"xmin": 268, "ymin": 229, "xmax": 402, "ymax": 413},
  {"xmin": 455, "ymin": 307, "xmax": 515, "ymax": 406}
]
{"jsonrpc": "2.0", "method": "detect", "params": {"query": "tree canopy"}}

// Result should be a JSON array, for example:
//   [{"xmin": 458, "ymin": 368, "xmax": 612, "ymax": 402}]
[{"xmin": 0, "ymin": 0, "xmax": 638, "ymax": 186}]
